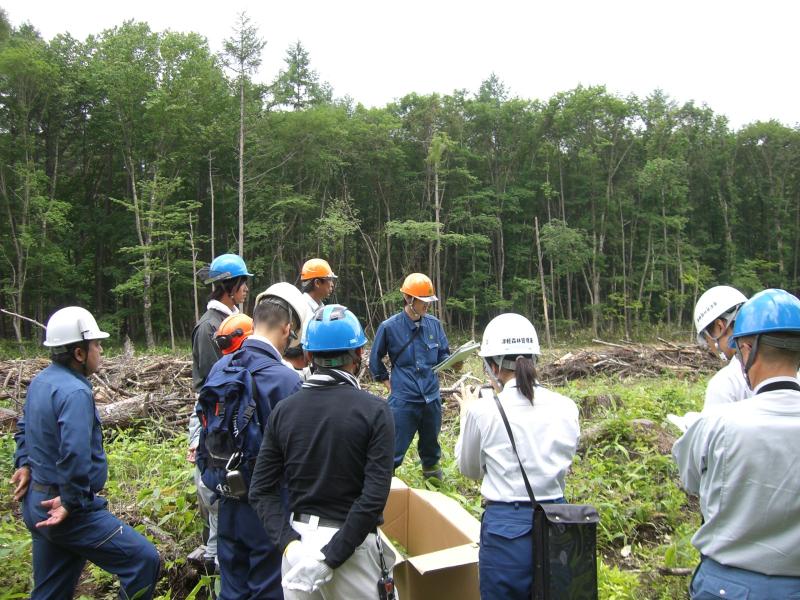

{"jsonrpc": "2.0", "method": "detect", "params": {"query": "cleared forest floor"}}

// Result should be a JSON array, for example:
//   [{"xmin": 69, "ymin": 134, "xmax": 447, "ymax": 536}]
[{"xmin": 0, "ymin": 343, "xmax": 714, "ymax": 599}]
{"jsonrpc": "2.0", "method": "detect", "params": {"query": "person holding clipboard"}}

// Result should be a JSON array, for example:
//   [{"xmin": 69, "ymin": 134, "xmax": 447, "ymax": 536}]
[{"xmin": 370, "ymin": 273, "xmax": 451, "ymax": 481}]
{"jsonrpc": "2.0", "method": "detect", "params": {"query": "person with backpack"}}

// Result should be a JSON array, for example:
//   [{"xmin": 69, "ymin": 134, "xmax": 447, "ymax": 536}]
[
  {"xmin": 692, "ymin": 285, "xmax": 752, "ymax": 409},
  {"xmin": 249, "ymin": 304, "xmax": 396, "ymax": 597},
  {"xmin": 673, "ymin": 289, "xmax": 800, "ymax": 598},
  {"xmin": 188, "ymin": 253, "xmax": 253, "ymax": 570},
  {"xmin": 196, "ymin": 282, "xmax": 308, "ymax": 600},
  {"xmin": 455, "ymin": 313, "xmax": 579, "ymax": 600},
  {"xmin": 369, "ymin": 272, "xmax": 451, "ymax": 481},
  {"xmin": 11, "ymin": 307, "xmax": 161, "ymax": 600}
]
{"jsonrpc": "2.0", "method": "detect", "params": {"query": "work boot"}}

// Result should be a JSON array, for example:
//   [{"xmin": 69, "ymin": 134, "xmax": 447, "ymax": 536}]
[{"xmin": 422, "ymin": 463, "xmax": 443, "ymax": 482}]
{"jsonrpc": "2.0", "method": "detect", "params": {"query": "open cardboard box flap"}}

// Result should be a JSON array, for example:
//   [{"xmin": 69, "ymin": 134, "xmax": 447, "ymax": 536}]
[
  {"xmin": 407, "ymin": 542, "xmax": 480, "ymax": 574},
  {"xmin": 380, "ymin": 478, "xmax": 481, "ymax": 599}
]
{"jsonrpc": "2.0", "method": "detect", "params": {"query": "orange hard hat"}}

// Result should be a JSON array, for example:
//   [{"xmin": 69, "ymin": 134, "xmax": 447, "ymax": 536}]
[
  {"xmin": 300, "ymin": 258, "xmax": 337, "ymax": 281},
  {"xmin": 400, "ymin": 273, "xmax": 438, "ymax": 302},
  {"xmin": 214, "ymin": 314, "xmax": 254, "ymax": 354}
]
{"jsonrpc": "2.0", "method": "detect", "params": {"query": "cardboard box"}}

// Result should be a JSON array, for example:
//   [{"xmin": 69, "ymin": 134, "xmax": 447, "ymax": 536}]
[{"xmin": 380, "ymin": 478, "xmax": 481, "ymax": 600}]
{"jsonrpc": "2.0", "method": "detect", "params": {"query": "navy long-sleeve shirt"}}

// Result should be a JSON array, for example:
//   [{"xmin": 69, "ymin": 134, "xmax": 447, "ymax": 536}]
[
  {"xmin": 249, "ymin": 379, "xmax": 395, "ymax": 568},
  {"xmin": 14, "ymin": 363, "xmax": 108, "ymax": 512},
  {"xmin": 369, "ymin": 311, "xmax": 450, "ymax": 403}
]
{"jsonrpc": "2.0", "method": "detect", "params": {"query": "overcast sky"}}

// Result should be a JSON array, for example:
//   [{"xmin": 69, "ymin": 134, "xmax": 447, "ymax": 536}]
[{"xmin": 3, "ymin": 0, "xmax": 798, "ymax": 129}]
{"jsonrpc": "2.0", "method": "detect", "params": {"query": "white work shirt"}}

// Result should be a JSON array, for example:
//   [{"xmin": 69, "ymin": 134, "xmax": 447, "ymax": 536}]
[
  {"xmin": 702, "ymin": 355, "xmax": 752, "ymax": 410},
  {"xmin": 456, "ymin": 379, "xmax": 579, "ymax": 502},
  {"xmin": 303, "ymin": 292, "xmax": 321, "ymax": 315},
  {"xmin": 672, "ymin": 376, "xmax": 800, "ymax": 576},
  {"xmin": 300, "ymin": 293, "xmax": 322, "ymax": 348}
]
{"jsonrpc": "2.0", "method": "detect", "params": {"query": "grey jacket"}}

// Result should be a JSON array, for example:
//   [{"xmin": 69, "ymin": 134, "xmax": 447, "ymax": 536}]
[{"xmin": 191, "ymin": 306, "xmax": 228, "ymax": 392}]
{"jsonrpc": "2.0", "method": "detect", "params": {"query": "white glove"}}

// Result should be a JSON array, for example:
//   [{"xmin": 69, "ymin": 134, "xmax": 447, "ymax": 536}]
[
  {"xmin": 282, "ymin": 547, "xmax": 333, "ymax": 592},
  {"xmin": 284, "ymin": 540, "xmax": 305, "ymax": 570}
]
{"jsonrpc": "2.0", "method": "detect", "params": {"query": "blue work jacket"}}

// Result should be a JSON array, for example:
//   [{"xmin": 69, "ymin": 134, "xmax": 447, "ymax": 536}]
[
  {"xmin": 369, "ymin": 311, "xmax": 450, "ymax": 403},
  {"xmin": 14, "ymin": 363, "xmax": 108, "ymax": 512},
  {"xmin": 196, "ymin": 337, "xmax": 301, "ymax": 479}
]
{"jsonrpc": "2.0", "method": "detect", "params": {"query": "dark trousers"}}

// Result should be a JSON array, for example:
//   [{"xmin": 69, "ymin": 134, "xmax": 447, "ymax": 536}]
[
  {"xmin": 388, "ymin": 395, "xmax": 442, "ymax": 469},
  {"xmin": 217, "ymin": 497, "xmax": 283, "ymax": 600},
  {"xmin": 478, "ymin": 499, "xmax": 565, "ymax": 600},
  {"xmin": 22, "ymin": 487, "xmax": 160, "ymax": 600}
]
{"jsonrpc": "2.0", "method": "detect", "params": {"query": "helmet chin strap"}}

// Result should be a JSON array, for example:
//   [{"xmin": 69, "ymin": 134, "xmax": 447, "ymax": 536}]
[
  {"xmin": 406, "ymin": 299, "xmax": 421, "ymax": 320},
  {"xmin": 736, "ymin": 334, "xmax": 761, "ymax": 390}
]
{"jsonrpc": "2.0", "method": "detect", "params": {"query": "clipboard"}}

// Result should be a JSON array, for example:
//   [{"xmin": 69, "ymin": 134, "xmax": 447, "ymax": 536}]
[{"xmin": 433, "ymin": 340, "xmax": 480, "ymax": 373}]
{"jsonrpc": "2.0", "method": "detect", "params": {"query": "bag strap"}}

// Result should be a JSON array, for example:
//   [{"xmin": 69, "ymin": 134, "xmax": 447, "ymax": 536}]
[
  {"xmin": 389, "ymin": 321, "xmax": 422, "ymax": 366},
  {"xmin": 492, "ymin": 391, "xmax": 538, "ymax": 505}
]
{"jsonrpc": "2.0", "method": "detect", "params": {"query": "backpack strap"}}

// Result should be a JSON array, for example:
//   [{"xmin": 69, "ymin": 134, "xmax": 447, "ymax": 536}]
[
  {"xmin": 492, "ymin": 391, "xmax": 538, "ymax": 505},
  {"xmin": 231, "ymin": 355, "xmax": 274, "ymax": 449},
  {"xmin": 389, "ymin": 321, "xmax": 422, "ymax": 366}
]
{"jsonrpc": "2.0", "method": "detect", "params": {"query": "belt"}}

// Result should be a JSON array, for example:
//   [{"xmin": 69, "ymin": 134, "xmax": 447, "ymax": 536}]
[
  {"xmin": 31, "ymin": 482, "xmax": 59, "ymax": 496},
  {"xmin": 486, "ymin": 498, "xmax": 565, "ymax": 507},
  {"xmin": 294, "ymin": 513, "xmax": 345, "ymax": 529}
]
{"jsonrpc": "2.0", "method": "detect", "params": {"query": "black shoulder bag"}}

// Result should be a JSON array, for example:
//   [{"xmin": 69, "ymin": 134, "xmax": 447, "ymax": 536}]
[{"xmin": 492, "ymin": 392, "xmax": 599, "ymax": 600}]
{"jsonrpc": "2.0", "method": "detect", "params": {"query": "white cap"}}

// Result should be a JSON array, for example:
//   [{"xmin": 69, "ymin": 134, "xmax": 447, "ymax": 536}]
[
  {"xmin": 479, "ymin": 313, "xmax": 540, "ymax": 358},
  {"xmin": 693, "ymin": 285, "xmax": 747, "ymax": 345},
  {"xmin": 44, "ymin": 306, "xmax": 109, "ymax": 349}
]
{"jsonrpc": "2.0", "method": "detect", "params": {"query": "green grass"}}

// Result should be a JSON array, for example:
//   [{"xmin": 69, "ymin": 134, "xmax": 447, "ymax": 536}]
[{"xmin": 1, "ymin": 355, "xmax": 708, "ymax": 599}]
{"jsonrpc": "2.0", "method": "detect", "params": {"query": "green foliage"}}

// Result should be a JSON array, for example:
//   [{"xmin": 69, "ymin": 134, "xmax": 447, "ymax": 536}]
[{"xmin": 2, "ymin": 12, "xmax": 800, "ymax": 350}]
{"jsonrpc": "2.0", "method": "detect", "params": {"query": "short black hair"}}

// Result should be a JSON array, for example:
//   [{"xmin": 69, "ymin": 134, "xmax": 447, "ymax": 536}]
[
  {"xmin": 51, "ymin": 341, "xmax": 87, "ymax": 367},
  {"xmin": 253, "ymin": 296, "xmax": 296, "ymax": 330},
  {"xmin": 209, "ymin": 276, "xmax": 247, "ymax": 302}
]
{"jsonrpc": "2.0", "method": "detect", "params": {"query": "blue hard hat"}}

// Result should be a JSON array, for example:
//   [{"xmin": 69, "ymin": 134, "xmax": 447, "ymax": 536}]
[
  {"xmin": 304, "ymin": 305, "xmax": 367, "ymax": 352},
  {"xmin": 205, "ymin": 254, "xmax": 253, "ymax": 284},
  {"xmin": 729, "ymin": 288, "xmax": 800, "ymax": 347}
]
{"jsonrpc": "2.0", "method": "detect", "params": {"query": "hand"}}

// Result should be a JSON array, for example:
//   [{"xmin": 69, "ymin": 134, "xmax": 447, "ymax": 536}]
[
  {"xmin": 282, "ymin": 548, "xmax": 333, "ymax": 593},
  {"xmin": 10, "ymin": 466, "xmax": 30, "ymax": 502},
  {"xmin": 382, "ymin": 380, "xmax": 391, "ymax": 394},
  {"xmin": 284, "ymin": 539, "xmax": 304, "ymax": 569},
  {"xmin": 36, "ymin": 496, "xmax": 69, "ymax": 528},
  {"xmin": 455, "ymin": 384, "xmax": 480, "ymax": 410},
  {"xmin": 186, "ymin": 447, "xmax": 197, "ymax": 464},
  {"xmin": 451, "ymin": 360, "xmax": 464, "ymax": 372}
]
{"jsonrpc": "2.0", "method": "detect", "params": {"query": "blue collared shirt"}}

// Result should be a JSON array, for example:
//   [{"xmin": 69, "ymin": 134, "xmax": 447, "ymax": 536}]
[
  {"xmin": 369, "ymin": 311, "xmax": 450, "ymax": 403},
  {"xmin": 14, "ymin": 363, "xmax": 108, "ymax": 512}
]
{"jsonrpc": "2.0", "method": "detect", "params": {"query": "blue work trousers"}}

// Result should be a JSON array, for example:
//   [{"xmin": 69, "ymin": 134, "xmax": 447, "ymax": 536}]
[
  {"xmin": 22, "ymin": 487, "xmax": 160, "ymax": 600},
  {"xmin": 217, "ymin": 497, "xmax": 283, "ymax": 600},
  {"xmin": 691, "ymin": 556, "xmax": 800, "ymax": 599},
  {"xmin": 478, "ymin": 499, "xmax": 565, "ymax": 600},
  {"xmin": 388, "ymin": 395, "xmax": 441, "ymax": 469}
]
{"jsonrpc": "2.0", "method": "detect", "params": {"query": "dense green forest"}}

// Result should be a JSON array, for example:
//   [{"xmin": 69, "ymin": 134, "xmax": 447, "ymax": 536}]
[{"xmin": 2, "ymin": 11, "xmax": 799, "ymax": 347}]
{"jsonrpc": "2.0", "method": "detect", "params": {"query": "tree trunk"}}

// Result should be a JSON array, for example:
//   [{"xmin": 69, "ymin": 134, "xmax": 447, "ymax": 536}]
[
  {"xmin": 238, "ymin": 74, "xmax": 245, "ymax": 257},
  {"xmin": 535, "ymin": 217, "xmax": 552, "ymax": 347},
  {"xmin": 189, "ymin": 212, "xmax": 200, "ymax": 323},
  {"xmin": 166, "ymin": 245, "xmax": 175, "ymax": 352},
  {"xmin": 123, "ymin": 151, "xmax": 155, "ymax": 349},
  {"xmin": 209, "ymin": 151, "xmax": 216, "ymax": 259}
]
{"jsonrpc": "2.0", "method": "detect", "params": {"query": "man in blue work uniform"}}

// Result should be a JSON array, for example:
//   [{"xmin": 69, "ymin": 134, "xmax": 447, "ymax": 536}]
[
  {"xmin": 370, "ymin": 272, "xmax": 451, "ymax": 480},
  {"xmin": 11, "ymin": 306, "xmax": 160, "ymax": 600},
  {"xmin": 196, "ymin": 283, "xmax": 306, "ymax": 600}
]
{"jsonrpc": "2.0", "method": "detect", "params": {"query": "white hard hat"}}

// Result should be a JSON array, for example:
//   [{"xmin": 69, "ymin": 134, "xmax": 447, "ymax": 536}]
[
  {"xmin": 255, "ymin": 282, "xmax": 309, "ymax": 333},
  {"xmin": 693, "ymin": 285, "xmax": 748, "ymax": 344},
  {"xmin": 479, "ymin": 313, "xmax": 540, "ymax": 358},
  {"xmin": 44, "ymin": 306, "xmax": 110, "ymax": 349}
]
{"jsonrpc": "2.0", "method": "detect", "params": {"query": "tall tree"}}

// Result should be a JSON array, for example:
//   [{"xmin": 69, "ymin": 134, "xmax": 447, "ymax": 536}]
[{"xmin": 223, "ymin": 12, "xmax": 265, "ymax": 257}]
